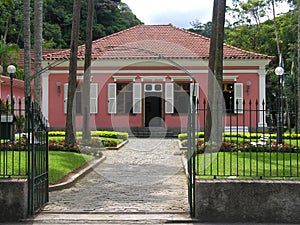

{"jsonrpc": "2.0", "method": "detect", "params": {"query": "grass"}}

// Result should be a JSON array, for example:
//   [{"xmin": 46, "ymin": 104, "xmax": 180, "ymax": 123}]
[
  {"xmin": 196, "ymin": 152, "xmax": 300, "ymax": 179},
  {"xmin": 0, "ymin": 151, "xmax": 94, "ymax": 184},
  {"xmin": 49, "ymin": 152, "xmax": 94, "ymax": 184}
]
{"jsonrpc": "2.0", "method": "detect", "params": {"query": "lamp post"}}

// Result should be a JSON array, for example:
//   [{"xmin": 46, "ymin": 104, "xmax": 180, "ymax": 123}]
[
  {"xmin": 7, "ymin": 65, "xmax": 16, "ymax": 142},
  {"xmin": 275, "ymin": 66, "xmax": 284, "ymax": 144}
]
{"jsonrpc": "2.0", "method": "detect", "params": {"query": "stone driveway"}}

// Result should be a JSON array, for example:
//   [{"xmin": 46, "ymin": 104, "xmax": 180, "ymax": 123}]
[{"xmin": 43, "ymin": 138, "xmax": 189, "ymax": 214}]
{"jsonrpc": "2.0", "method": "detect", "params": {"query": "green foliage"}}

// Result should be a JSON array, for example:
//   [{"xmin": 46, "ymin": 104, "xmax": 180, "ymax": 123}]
[
  {"xmin": 178, "ymin": 132, "xmax": 205, "ymax": 140},
  {"xmin": 2, "ymin": 0, "xmax": 142, "ymax": 49},
  {"xmin": 49, "ymin": 130, "xmax": 129, "ymax": 140}
]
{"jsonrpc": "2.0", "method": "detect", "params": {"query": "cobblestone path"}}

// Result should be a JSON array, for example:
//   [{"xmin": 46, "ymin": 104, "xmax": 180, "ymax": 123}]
[{"xmin": 43, "ymin": 138, "xmax": 189, "ymax": 214}]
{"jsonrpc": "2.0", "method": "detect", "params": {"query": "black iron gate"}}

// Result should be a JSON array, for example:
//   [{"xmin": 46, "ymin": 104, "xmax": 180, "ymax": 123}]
[
  {"xmin": 187, "ymin": 87, "xmax": 197, "ymax": 217},
  {"xmin": 27, "ymin": 100, "xmax": 49, "ymax": 215}
]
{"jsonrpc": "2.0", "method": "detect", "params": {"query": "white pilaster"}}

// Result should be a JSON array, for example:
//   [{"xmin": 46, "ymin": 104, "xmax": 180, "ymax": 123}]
[
  {"xmin": 258, "ymin": 67, "xmax": 267, "ymax": 127},
  {"xmin": 41, "ymin": 71, "xmax": 49, "ymax": 121}
]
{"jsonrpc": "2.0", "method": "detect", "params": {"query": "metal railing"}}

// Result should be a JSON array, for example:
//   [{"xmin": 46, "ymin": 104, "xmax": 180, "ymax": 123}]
[
  {"xmin": 191, "ymin": 99, "xmax": 300, "ymax": 179},
  {"xmin": 0, "ymin": 98, "xmax": 27, "ymax": 178}
]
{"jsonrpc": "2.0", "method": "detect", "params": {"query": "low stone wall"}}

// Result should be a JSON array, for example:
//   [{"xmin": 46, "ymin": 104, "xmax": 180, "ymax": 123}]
[
  {"xmin": 195, "ymin": 179, "xmax": 300, "ymax": 224},
  {"xmin": 0, "ymin": 179, "xmax": 28, "ymax": 222}
]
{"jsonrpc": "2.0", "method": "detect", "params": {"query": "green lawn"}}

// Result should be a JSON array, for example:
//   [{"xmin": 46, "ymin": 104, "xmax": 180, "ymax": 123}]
[
  {"xmin": 196, "ymin": 152, "xmax": 300, "ymax": 179},
  {"xmin": 0, "ymin": 151, "xmax": 94, "ymax": 184},
  {"xmin": 49, "ymin": 152, "xmax": 94, "ymax": 184}
]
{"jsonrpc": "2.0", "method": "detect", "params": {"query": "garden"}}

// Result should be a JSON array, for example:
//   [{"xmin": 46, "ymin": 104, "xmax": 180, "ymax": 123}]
[
  {"xmin": 0, "ymin": 130, "xmax": 129, "ymax": 184},
  {"xmin": 179, "ymin": 132, "xmax": 300, "ymax": 179}
]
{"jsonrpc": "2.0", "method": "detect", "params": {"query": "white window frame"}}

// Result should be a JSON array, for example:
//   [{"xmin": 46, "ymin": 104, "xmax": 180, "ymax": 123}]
[
  {"xmin": 165, "ymin": 83, "xmax": 174, "ymax": 113},
  {"xmin": 234, "ymin": 83, "xmax": 243, "ymax": 114}
]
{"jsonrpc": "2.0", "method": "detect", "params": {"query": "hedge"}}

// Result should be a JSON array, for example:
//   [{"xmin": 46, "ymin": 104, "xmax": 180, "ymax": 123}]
[
  {"xmin": 178, "ymin": 132, "xmax": 300, "ymax": 140},
  {"xmin": 49, "ymin": 131, "xmax": 128, "ymax": 140}
]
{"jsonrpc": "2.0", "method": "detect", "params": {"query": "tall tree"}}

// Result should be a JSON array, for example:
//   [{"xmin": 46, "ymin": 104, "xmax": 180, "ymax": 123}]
[
  {"xmin": 82, "ymin": 0, "xmax": 95, "ymax": 140},
  {"xmin": 65, "ymin": 0, "xmax": 81, "ymax": 145},
  {"xmin": 205, "ymin": 0, "xmax": 226, "ymax": 143},
  {"xmin": 34, "ymin": 0, "xmax": 43, "ymax": 106},
  {"xmin": 23, "ymin": 0, "xmax": 31, "ymax": 101},
  {"xmin": 297, "ymin": 0, "xmax": 300, "ymax": 131}
]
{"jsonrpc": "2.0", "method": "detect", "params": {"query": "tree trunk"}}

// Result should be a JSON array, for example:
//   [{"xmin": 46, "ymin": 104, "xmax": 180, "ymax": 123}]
[
  {"xmin": 65, "ymin": 0, "xmax": 81, "ymax": 145},
  {"xmin": 205, "ymin": 0, "xmax": 218, "ymax": 142},
  {"xmin": 297, "ymin": 0, "xmax": 300, "ymax": 132},
  {"xmin": 34, "ymin": 0, "xmax": 43, "ymax": 106},
  {"xmin": 23, "ymin": 0, "xmax": 31, "ymax": 100},
  {"xmin": 205, "ymin": 0, "xmax": 226, "ymax": 144},
  {"xmin": 82, "ymin": 0, "xmax": 94, "ymax": 140}
]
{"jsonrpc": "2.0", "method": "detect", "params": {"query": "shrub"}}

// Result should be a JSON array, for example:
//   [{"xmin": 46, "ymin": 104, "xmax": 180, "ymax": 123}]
[{"xmin": 49, "ymin": 131, "xmax": 129, "ymax": 140}]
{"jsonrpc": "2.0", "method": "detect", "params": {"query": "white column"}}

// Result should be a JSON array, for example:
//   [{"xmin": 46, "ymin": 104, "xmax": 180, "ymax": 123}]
[
  {"xmin": 41, "ymin": 71, "xmax": 49, "ymax": 121},
  {"xmin": 258, "ymin": 67, "xmax": 267, "ymax": 127}
]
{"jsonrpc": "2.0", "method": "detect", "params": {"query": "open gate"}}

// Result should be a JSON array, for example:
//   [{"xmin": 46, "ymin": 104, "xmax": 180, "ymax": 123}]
[
  {"xmin": 27, "ymin": 99, "xmax": 49, "ymax": 215},
  {"xmin": 187, "ymin": 86, "xmax": 198, "ymax": 217}
]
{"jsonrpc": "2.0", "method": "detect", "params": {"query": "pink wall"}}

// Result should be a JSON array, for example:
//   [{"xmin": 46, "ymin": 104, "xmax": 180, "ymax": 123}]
[{"xmin": 47, "ymin": 66, "xmax": 262, "ymax": 130}]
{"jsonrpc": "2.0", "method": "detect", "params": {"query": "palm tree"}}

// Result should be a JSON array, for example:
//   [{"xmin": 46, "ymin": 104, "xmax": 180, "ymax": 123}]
[
  {"xmin": 34, "ymin": 0, "xmax": 43, "ymax": 106},
  {"xmin": 297, "ymin": 0, "xmax": 300, "ymax": 131},
  {"xmin": 23, "ymin": 0, "xmax": 31, "ymax": 100},
  {"xmin": 0, "ymin": 38, "xmax": 19, "ymax": 69},
  {"xmin": 82, "ymin": 0, "xmax": 95, "ymax": 140},
  {"xmin": 65, "ymin": 0, "xmax": 81, "ymax": 145}
]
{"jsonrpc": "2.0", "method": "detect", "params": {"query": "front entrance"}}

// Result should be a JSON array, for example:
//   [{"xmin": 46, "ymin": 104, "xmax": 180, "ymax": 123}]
[{"xmin": 144, "ymin": 83, "xmax": 163, "ymax": 127}]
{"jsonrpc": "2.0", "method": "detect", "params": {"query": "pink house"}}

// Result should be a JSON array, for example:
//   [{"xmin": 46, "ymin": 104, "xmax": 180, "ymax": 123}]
[
  {"xmin": 0, "ymin": 75, "xmax": 24, "ymax": 111},
  {"xmin": 41, "ymin": 25, "xmax": 272, "ymax": 134}
]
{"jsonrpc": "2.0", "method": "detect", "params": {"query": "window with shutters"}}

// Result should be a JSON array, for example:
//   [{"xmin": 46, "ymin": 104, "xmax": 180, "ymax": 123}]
[
  {"xmin": 116, "ymin": 83, "xmax": 133, "ymax": 114},
  {"xmin": 174, "ymin": 83, "xmax": 190, "ymax": 114},
  {"xmin": 64, "ymin": 83, "xmax": 98, "ymax": 114},
  {"xmin": 223, "ymin": 82, "xmax": 243, "ymax": 114}
]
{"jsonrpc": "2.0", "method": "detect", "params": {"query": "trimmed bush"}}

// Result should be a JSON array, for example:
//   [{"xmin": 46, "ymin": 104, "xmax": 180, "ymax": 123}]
[{"xmin": 49, "ymin": 131, "xmax": 129, "ymax": 140}]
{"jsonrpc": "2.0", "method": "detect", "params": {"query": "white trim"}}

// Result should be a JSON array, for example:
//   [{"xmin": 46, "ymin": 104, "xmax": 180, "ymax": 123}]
[
  {"xmin": 76, "ymin": 76, "xmax": 93, "ymax": 81},
  {"xmin": 113, "ymin": 75, "xmax": 136, "ymax": 82},
  {"xmin": 41, "ymin": 72, "xmax": 49, "ymax": 120},
  {"xmin": 140, "ymin": 76, "xmax": 166, "ymax": 82},
  {"xmin": 48, "ymin": 69, "xmax": 262, "ymax": 75},
  {"xmin": 169, "ymin": 76, "xmax": 193, "ymax": 81},
  {"xmin": 223, "ymin": 75, "xmax": 239, "ymax": 81}
]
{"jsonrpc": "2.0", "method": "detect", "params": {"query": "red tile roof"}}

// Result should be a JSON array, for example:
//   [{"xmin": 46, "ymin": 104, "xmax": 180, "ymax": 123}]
[
  {"xmin": 43, "ymin": 25, "xmax": 272, "ymax": 60},
  {"xmin": 17, "ymin": 49, "xmax": 65, "ymax": 68}
]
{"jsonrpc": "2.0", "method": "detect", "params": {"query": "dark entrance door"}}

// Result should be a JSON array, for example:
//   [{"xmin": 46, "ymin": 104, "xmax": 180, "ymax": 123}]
[{"xmin": 145, "ymin": 92, "xmax": 162, "ymax": 127}]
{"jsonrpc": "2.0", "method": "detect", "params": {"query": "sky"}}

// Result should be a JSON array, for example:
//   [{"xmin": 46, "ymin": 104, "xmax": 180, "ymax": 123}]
[{"xmin": 122, "ymin": 0, "xmax": 291, "ymax": 29}]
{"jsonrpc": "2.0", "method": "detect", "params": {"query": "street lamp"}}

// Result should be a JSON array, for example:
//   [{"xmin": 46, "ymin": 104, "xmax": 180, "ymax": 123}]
[
  {"xmin": 7, "ymin": 65, "xmax": 16, "ymax": 114},
  {"xmin": 275, "ymin": 66, "xmax": 284, "ymax": 144},
  {"xmin": 7, "ymin": 65, "xmax": 16, "ymax": 142}
]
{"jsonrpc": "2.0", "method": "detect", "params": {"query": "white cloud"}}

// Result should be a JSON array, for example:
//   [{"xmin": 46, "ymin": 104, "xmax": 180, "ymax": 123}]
[
  {"xmin": 122, "ymin": 0, "xmax": 213, "ymax": 28},
  {"xmin": 122, "ymin": 0, "xmax": 291, "ymax": 29}
]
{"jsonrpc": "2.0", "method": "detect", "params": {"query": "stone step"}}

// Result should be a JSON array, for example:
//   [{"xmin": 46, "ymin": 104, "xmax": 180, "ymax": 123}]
[{"xmin": 23, "ymin": 212, "xmax": 193, "ymax": 224}]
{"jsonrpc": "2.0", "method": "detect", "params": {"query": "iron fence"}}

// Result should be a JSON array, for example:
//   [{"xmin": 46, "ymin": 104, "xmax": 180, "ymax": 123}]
[
  {"xmin": 0, "ymin": 98, "xmax": 49, "ymax": 215},
  {"xmin": 191, "ymin": 99, "xmax": 300, "ymax": 179},
  {"xmin": 0, "ymin": 98, "xmax": 27, "ymax": 178}
]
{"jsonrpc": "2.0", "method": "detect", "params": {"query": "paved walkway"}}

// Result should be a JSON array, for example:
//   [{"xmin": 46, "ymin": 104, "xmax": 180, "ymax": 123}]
[{"xmin": 42, "ymin": 138, "xmax": 189, "ymax": 215}]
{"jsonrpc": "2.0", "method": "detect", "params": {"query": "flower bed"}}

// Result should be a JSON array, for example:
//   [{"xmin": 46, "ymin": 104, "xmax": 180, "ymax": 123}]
[{"xmin": 181, "ymin": 139, "xmax": 299, "ymax": 154}]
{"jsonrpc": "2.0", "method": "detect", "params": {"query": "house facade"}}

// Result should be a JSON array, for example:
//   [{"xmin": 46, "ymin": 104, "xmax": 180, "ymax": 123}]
[
  {"xmin": 41, "ymin": 25, "xmax": 272, "ymax": 133},
  {"xmin": 0, "ymin": 75, "xmax": 24, "ymax": 111}
]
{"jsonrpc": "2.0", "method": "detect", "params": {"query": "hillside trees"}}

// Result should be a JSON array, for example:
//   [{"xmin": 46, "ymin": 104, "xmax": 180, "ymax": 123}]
[{"xmin": 1, "ymin": 0, "xmax": 142, "ymax": 49}]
